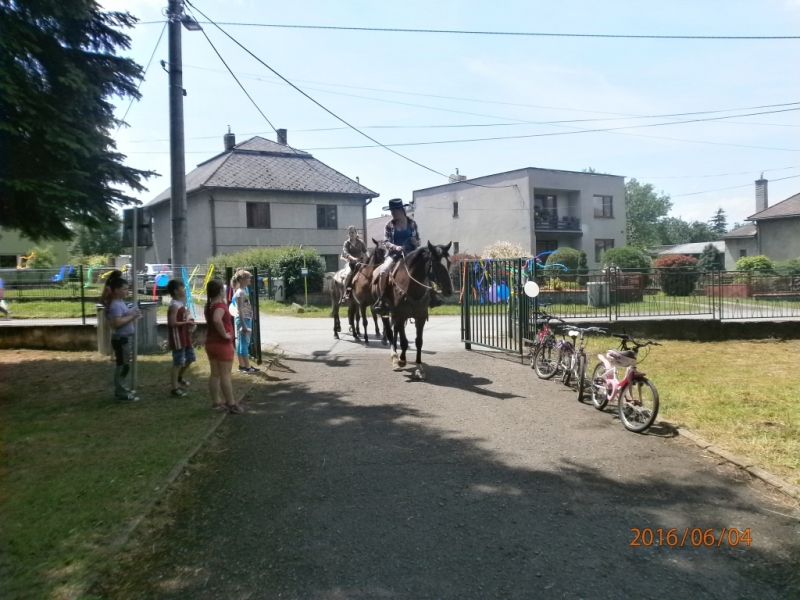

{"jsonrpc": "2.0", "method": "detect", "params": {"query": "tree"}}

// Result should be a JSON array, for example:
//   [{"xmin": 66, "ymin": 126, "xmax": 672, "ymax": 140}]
[
  {"xmin": 601, "ymin": 246, "xmax": 653, "ymax": 271},
  {"xmin": 545, "ymin": 247, "xmax": 581, "ymax": 271},
  {"xmin": 653, "ymin": 254, "xmax": 698, "ymax": 296},
  {"xmin": 625, "ymin": 179, "xmax": 672, "ymax": 249},
  {"xmin": 482, "ymin": 241, "xmax": 524, "ymax": 259},
  {"xmin": 696, "ymin": 243, "xmax": 724, "ymax": 271},
  {"xmin": 68, "ymin": 214, "xmax": 124, "ymax": 258},
  {"xmin": 656, "ymin": 217, "xmax": 715, "ymax": 245},
  {"xmin": 0, "ymin": 0, "xmax": 155, "ymax": 242},
  {"xmin": 26, "ymin": 245, "xmax": 57, "ymax": 268},
  {"xmin": 709, "ymin": 208, "xmax": 728, "ymax": 239}
]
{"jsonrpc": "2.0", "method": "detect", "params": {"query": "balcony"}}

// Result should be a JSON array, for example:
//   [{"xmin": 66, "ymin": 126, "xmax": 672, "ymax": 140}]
[{"xmin": 534, "ymin": 215, "xmax": 582, "ymax": 233}]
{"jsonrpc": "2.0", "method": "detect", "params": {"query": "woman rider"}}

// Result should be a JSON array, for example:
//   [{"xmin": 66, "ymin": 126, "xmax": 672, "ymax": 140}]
[
  {"xmin": 372, "ymin": 198, "xmax": 444, "ymax": 315},
  {"xmin": 339, "ymin": 225, "xmax": 368, "ymax": 304}
]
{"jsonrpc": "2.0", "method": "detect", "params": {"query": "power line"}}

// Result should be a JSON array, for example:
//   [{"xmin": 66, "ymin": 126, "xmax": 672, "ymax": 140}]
[
  {"xmin": 113, "ymin": 21, "xmax": 166, "ymax": 139},
  {"xmin": 671, "ymin": 174, "xmax": 800, "ymax": 197},
  {"xmin": 184, "ymin": 1, "xmax": 518, "ymax": 189},
  {"xmin": 639, "ymin": 166, "xmax": 799, "ymax": 179},
  {"xmin": 138, "ymin": 20, "xmax": 800, "ymax": 40}
]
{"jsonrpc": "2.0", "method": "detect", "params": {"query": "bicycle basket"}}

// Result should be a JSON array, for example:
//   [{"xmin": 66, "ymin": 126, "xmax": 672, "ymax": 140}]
[{"xmin": 606, "ymin": 349, "xmax": 636, "ymax": 367}]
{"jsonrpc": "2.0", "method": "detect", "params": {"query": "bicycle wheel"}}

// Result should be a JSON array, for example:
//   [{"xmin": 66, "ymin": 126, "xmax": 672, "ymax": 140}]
[
  {"xmin": 576, "ymin": 354, "xmax": 587, "ymax": 401},
  {"xmin": 560, "ymin": 348, "xmax": 574, "ymax": 386},
  {"xmin": 528, "ymin": 343, "xmax": 539, "ymax": 369},
  {"xmin": 618, "ymin": 377, "xmax": 660, "ymax": 433},
  {"xmin": 590, "ymin": 363, "xmax": 609, "ymax": 410},
  {"xmin": 533, "ymin": 343, "xmax": 559, "ymax": 379}
]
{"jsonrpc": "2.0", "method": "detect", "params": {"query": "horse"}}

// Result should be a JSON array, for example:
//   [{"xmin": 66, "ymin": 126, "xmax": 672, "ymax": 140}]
[
  {"xmin": 330, "ymin": 241, "xmax": 387, "ymax": 344},
  {"xmin": 379, "ymin": 241, "xmax": 453, "ymax": 380}
]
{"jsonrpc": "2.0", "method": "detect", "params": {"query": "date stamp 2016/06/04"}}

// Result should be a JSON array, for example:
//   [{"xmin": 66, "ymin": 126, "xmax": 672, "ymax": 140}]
[{"xmin": 631, "ymin": 528, "xmax": 752, "ymax": 547}]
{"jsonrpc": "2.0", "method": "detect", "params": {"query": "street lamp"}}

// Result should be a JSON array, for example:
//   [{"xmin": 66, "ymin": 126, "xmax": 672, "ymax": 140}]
[{"xmin": 166, "ymin": 0, "xmax": 201, "ymax": 278}]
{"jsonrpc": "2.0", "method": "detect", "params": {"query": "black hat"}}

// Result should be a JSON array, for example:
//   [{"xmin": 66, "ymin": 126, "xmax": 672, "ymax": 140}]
[{"xmin": 383, "ymin": 198, "xmax": 410, "ymax": 212}]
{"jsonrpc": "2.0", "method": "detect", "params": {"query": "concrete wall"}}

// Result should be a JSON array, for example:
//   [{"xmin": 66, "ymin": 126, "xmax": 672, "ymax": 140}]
[
  {"xmin": 414, "ymin": 170, "xmax": 531, "ymax": 257},
  {"xmin": 146, "ymin": 189, "xmax": 369, "ymax": 265},
  {"xmin": 413, "ymin": 168, "xmax": 625, "ymax": 266},
  {"xmin": 757, "ymin": 217, "xmax": 800, "ymax": 262}
]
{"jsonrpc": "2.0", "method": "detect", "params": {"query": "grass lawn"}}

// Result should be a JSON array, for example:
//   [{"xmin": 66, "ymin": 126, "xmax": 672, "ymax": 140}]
[
  {"xmin": 0, "ymin": 349, "xmax": 271, "ymax": 600},
  {"xmin": 580, "ymin": 336, "xmax": 800, "ymax": 485},
  {"xmin": 258, "ymin": 299, "xmax": 462, "ymax": 317},
  {"xmin": 8, "ymin": 302, "xmax": 169, "ymax": 320}
]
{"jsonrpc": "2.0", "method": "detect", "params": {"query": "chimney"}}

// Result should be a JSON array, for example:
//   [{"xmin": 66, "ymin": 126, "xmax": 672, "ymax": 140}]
[
  {"xmin": 223, "ymin": 126, "xmax": 235, "ymax": 151},
  {"xmin": 449, "ymin": 167, "xmax": 467, "ymax": 183},
  {"xmin": 277, "ymin": 128, "xmax": 288, "ymax": 145},
  {"xmin": 755, "ymin": 175, "xmax": 768, "ymax": 213}
]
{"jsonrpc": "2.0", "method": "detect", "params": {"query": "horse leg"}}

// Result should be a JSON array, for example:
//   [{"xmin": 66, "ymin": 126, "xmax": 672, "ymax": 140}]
[
  {"xmin": 414, "ymin": 318, "xmax": 426, "ymax": 380},
  {"xmin": 374, "ymin": 309, "xmax": 388, "ymax": 345},
  {"xmin": 387, "ymin": 317, "xmax": 402, "ymax": 370},
  {"xmin": 361, "ymin": 305, "xmax": 369, "ymax": 345},
  {"xmin": 332, "ymin": 303, "xmax": 340, "ymax": 339},
  {"xmin": 397, "ymin": 319, "xmax": 408, "ymax": 368},
  {"xmin": 350, "ymin": 305, "xmax": 360, "ymax": 340}
]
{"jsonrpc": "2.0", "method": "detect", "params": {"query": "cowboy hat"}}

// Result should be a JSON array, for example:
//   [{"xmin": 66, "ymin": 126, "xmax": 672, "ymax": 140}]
[{"xmin": 382, "ymin": 198, "xmax": 411, "ymax": 212}]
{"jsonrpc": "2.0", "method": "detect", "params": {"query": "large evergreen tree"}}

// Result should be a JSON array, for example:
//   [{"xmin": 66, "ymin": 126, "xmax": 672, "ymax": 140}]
[
  {"xmin": 709, "ymin": 208, "xmax": 728, "ymax": 239},
  {"xmin": 625, "ymin": 179, "xmax": 673, "ymax": 249},
  {"xmin": 0, "ymin": 0, "xmax": 154, "ymax": 241}
]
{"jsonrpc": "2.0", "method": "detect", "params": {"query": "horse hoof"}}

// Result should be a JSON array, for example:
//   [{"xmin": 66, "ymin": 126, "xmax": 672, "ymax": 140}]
[
  {"xmin": 397, "ymin": 359, "xmax": 407, "ymax": 368},
  {"xmin": 334, "ymin": 333, "xmax": 339, "ymax": 339},
  {"xmin": 392, "ymin": 358, "xmax": 402, "ymax": 371}
]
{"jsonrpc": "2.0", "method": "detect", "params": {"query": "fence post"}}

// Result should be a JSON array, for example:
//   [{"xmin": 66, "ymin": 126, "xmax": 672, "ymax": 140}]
[
  {"xmin": 463, "ymin": 261, "xmax": 471, "ymax": 350},
  {"xmin": 80, "ymin": 265, "xmax": 86, "ymax": 325},
  {"xmin": 251, "ymin": 266, "xmax": 262, "ymax": 365}
]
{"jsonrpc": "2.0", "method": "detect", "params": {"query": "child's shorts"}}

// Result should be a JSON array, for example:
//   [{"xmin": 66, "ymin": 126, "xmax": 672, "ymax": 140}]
[
  {"xmin": 205, "ymin": 342, "xmax": 234, "ymax": 362},
  {"xmin": 172, "ymin": 346, "xmax": 197, "ymax": 367},
  {"xmin": 235, "ymin": 317, "xmax": 252, "ymax": 356}
]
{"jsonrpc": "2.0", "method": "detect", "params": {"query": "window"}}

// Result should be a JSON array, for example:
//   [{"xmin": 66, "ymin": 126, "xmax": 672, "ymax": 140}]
[
  {"xmin": 739, "ymin": 249, "xmax": 748, "ymax": 258},
  {"xmin": 453, "ymin": 201, "xmax": 459, "ymax": 218},
  {"xmin": 534, "ymin": 194, "xmax": 558, "ymax": 218},
  {"xmin": 593, "ymin": 195, "xmax": 613, "ymax": 218},
  {"xmin": 317, "ymin": 205, "xmax": 338, "ymax": 229},
  {"xmin": 0, "ymin": 255, "xmax": 17, "ymax": 268},
  {"xmin": 536, "ymin": 240, "xmax": 558, "ymax": 256},
  {"xmin": 453, "ymin": 242, "xmax": 460, "ymax": 254},
  {"xmin": 246, "ymin": 202, "xmax": 271, "ymax": 229},
  {"xmin": 595, "ymin": 239, "xmax": 614, "ymax": 263},
  {"xmin": 322, "ymin": 254, "xmax": 339, "ymax": 272}
]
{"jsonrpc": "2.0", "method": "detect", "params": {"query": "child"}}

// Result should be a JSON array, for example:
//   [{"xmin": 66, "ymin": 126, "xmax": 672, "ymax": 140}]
[
  {"xmin": 166, "ymin": 279, "xmax": 196, "ymax": 397},
  {"xmin": 0, "ymin": 277, "xmax": 9, "ymax": 319},
  {"xmin": 100, "ymin": 270, "xmax": 123, "ymax": 361},
  {"xmin": 106, "ymin": 277, "xmax": 141, "ymax": 402},
  {"xmin": 205, "ymin": 279, "xmax": 242, "ymax": 413},
  {"xmin": 231, "ymin": 269, "xmax": 260, "ymax": 374}
]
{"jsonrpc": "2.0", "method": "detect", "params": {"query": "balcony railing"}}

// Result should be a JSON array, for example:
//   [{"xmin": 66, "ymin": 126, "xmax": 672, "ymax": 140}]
[{"xmin": 534, "ymin": 215, "xmax": 581, "ymax": 231}]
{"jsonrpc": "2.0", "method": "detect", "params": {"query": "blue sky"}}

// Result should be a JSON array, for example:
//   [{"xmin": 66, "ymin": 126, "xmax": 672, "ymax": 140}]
[{"xmin": 104, "ymin": 0, "xmax": 800, "ymax": 226}]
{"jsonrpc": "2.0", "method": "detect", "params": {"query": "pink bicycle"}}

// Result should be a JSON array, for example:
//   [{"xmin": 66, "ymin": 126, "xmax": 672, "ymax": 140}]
[{"xmin": 590, "ymin": 333, "xmax": 661, "ymax": 433}]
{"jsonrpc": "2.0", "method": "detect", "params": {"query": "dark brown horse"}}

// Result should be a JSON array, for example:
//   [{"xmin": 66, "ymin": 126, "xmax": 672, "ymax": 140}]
[
  {"xmin": 330, "ymin": 241, "xmax": 386, "ymax": 344},
  {"xmin": 380, "ymin": 241, "xmax": 453, "ymax": 379}
]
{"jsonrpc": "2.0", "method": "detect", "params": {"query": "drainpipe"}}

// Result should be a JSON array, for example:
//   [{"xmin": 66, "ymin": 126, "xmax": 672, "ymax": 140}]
[
  {"xmin": 208, "ymin": 192, "xmax": 218, "ymax": 256},
  {"xmin": 363, "ymin": 196, "xmax": 372, "ymax": 242}
]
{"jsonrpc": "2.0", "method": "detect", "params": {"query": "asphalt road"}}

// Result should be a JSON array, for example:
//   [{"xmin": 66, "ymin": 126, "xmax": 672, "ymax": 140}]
[{"xmin": 95, "ymin": 317, "xmax": 798, "ymax": 599}]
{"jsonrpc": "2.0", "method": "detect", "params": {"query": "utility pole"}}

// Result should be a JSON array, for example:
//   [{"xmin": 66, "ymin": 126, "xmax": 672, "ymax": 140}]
[{"xmin": 166, "ymin": 0, "xmax": 201, "ymax": 277}]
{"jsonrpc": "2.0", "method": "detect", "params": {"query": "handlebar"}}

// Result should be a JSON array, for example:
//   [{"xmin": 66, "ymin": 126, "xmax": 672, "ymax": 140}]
[{"xmin": 613, "ymin": 332, "xmax": 662, "ymax": 347}]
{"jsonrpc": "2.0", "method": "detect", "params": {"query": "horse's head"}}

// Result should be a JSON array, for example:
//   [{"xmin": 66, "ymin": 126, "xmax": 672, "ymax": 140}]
[
  {"xmin": 366, "ymin": 238, "xmax": 387, "ymax": 265},
  {"xmin": 426, "ymin": 241, "xmax": 454, "ymax": 297}
]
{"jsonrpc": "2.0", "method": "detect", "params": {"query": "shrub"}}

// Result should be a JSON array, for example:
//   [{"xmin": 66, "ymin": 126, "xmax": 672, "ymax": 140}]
[
  {"xmin": 482, "ymin": 241, "xmax": 524, "ymax": 259},
  {"xmin": 71, "ymin": 253, "xmax": 112, "ymax": 268},
  {"xmin": 735, "ymin": 255, "xmax": 773, "ymax": 272},
  {"xmin": 210, "ymin": 246, "xmax": 325, "ymax": 298},
  {"xmin": 653, "ymin": 254, "xmax": 698, "ymax": 296},
  {"xmin": 545, "ymin": 247, "xmax": 580, "ymax": 272},
  {"xmin": 774, "ymin": 258, "xmax": 800, "ymax": 275},
  {"xmin": 577, "ymin": 251, "xmax": 589, "ymax": 275},
  {"xmin": 26, "ymin": 246, "xmax": 57, "ymax": 268},
  {"xmin": 696, "ymin": 244, "xmax": 724, "ymax": 271},
  {"xmin": 602, "ymin": 246, "xmax": 652, "ymax": 271}
]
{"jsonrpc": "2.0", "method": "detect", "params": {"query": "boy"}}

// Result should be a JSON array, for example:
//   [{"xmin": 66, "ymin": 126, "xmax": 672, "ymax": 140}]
[
  {"xmin": 166, "ymin": 279, "xmax": 196, "ymax": 397},
  {"xmin": 106, "ymin": 278, "xmax": 141, "ymax": 402}
]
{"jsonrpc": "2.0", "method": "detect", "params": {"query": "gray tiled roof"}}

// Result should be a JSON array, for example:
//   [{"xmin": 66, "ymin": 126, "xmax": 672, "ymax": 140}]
[
  {"xmin": 723, "ymin": 224, "xmax": 757, "ymax": 238},
  {"xmin": 146, "ymin": 136, "xmax": 377, "ymax": 206},
  {"xmin": 659, "ymin": 241, "xmax": 725, "ymax": 255},
  {"xmin": 747, "ymin": 192, "xmax": 800, "ymax": 220}
]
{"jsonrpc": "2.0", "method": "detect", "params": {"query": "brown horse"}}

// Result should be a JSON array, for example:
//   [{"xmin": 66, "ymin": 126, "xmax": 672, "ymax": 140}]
[
  {"xmin": 380, "ymin": 241, "xmax": 453, "ymax": 380},
  {"xmin": 330, "ymin": 241, "xmax": 386, "ymax": 344}
]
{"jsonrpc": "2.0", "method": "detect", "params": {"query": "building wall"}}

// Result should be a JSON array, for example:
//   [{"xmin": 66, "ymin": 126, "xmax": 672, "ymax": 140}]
[
  {"xmin": 723, "ymin": 238, "xmax": 758, "ymax": 270},
  {"xmin": 0, "ymin": 227, "xmax": 70, "ymax": 267},
  {"xmin": 413, "ymin": 168, "xmax": 625, "ymax": 266},
  {"xmin": 146, "ymin": 189, "xmax": 369, "ymax": 266},
  {"xmin": 757, "ymin": 217, "xmax": 800, "ymax": 262}
]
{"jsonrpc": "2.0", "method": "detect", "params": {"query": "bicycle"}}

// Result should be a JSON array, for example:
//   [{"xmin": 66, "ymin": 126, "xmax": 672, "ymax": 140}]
[
  {"xmin": 589, "ymin": 333, "xmax": 662, "ymax": 433},
  {"xmin": 555, "ymin": 325, "xmax": 608, "ymax": 399},
  {"xmin": 528, "ymin": 308, "xmax": 567, "ymax": 379}
]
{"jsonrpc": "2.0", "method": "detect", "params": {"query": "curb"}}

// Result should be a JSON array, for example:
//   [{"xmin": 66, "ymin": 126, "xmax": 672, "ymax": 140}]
[
  {"xmin": 72, "ymin": 382, "xmax": 255, "ymax": 599},
  {"xmin": 665, "ymin": 422, "xmax": 800, "ymax": 501}
]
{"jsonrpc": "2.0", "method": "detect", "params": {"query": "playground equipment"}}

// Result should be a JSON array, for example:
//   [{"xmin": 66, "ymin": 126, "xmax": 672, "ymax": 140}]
[
  {"xmin": 50, "ymin": 265, "xmax": 75, "ymax": 283},
  {"xmin": 84, "ymin": 264, "xmax": 103, "ymax": 288},
  {"xmin": 16, "ymin": 252, "xmax": 35, "ymax": 269},
  {"xmin": 193, "ymin": 264, "xmax": 215, "ymax": 296}
]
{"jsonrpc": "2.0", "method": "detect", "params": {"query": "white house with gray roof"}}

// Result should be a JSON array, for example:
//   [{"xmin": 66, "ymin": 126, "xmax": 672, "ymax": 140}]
[{"xmin": 144, "ymin": 131, "xmax": 378, "ymax": 270}]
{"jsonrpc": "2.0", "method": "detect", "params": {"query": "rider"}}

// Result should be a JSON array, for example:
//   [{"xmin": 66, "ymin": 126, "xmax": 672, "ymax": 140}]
[
  {"xmin": 339, "ymin": 225, "xmax": 368, "ymax": 304},
  {"xmin": 372, "ymin": 198, "xmax": 444, "ymax": 315}
]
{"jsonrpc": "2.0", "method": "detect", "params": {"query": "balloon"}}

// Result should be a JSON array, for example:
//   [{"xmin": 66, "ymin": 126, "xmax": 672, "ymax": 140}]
[{"xmin": 524, "ymin": 281, "xmax": 540, "ymax": 298}]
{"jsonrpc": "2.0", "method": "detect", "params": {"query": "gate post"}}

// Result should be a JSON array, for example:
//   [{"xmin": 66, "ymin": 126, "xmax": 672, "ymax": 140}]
[
  {"xmin": 462, "ymin": 261, "xmax": 471, "ymax": 350},
  {"xmin": 251, "ymin": 265, "xmax": 262, "ymax": 365}
]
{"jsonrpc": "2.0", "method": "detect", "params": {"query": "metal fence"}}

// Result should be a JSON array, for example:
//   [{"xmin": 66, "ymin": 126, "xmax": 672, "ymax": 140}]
[{"xmin": 459, "ymin": 259, "xmax": 800, "ymax": 355}]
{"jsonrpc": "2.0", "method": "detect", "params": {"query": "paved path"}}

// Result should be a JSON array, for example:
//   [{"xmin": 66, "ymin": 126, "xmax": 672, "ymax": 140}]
[{"xmin": 95, "ymin": 318, "xmax": 798, "ymax": 599}]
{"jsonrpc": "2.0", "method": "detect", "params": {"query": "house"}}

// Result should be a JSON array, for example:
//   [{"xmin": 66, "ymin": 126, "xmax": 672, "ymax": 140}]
[
  {"xmin": 144, "ymin": 130, "xmax": 379, "ymax": 271},
  {"xmin": 0, "ymin": 228, "xmax": 70, "ymax": 268},
  {"xmin": 723, "ymin": 178, "xmax": 800, "ymax": 270},
  {"xmin": 658, "ymin": 241, "xmax": 725, "ymax": 259},
  {"xmin": 412, "ymin": 167, "xmax": 626, "ymax": 267}
]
